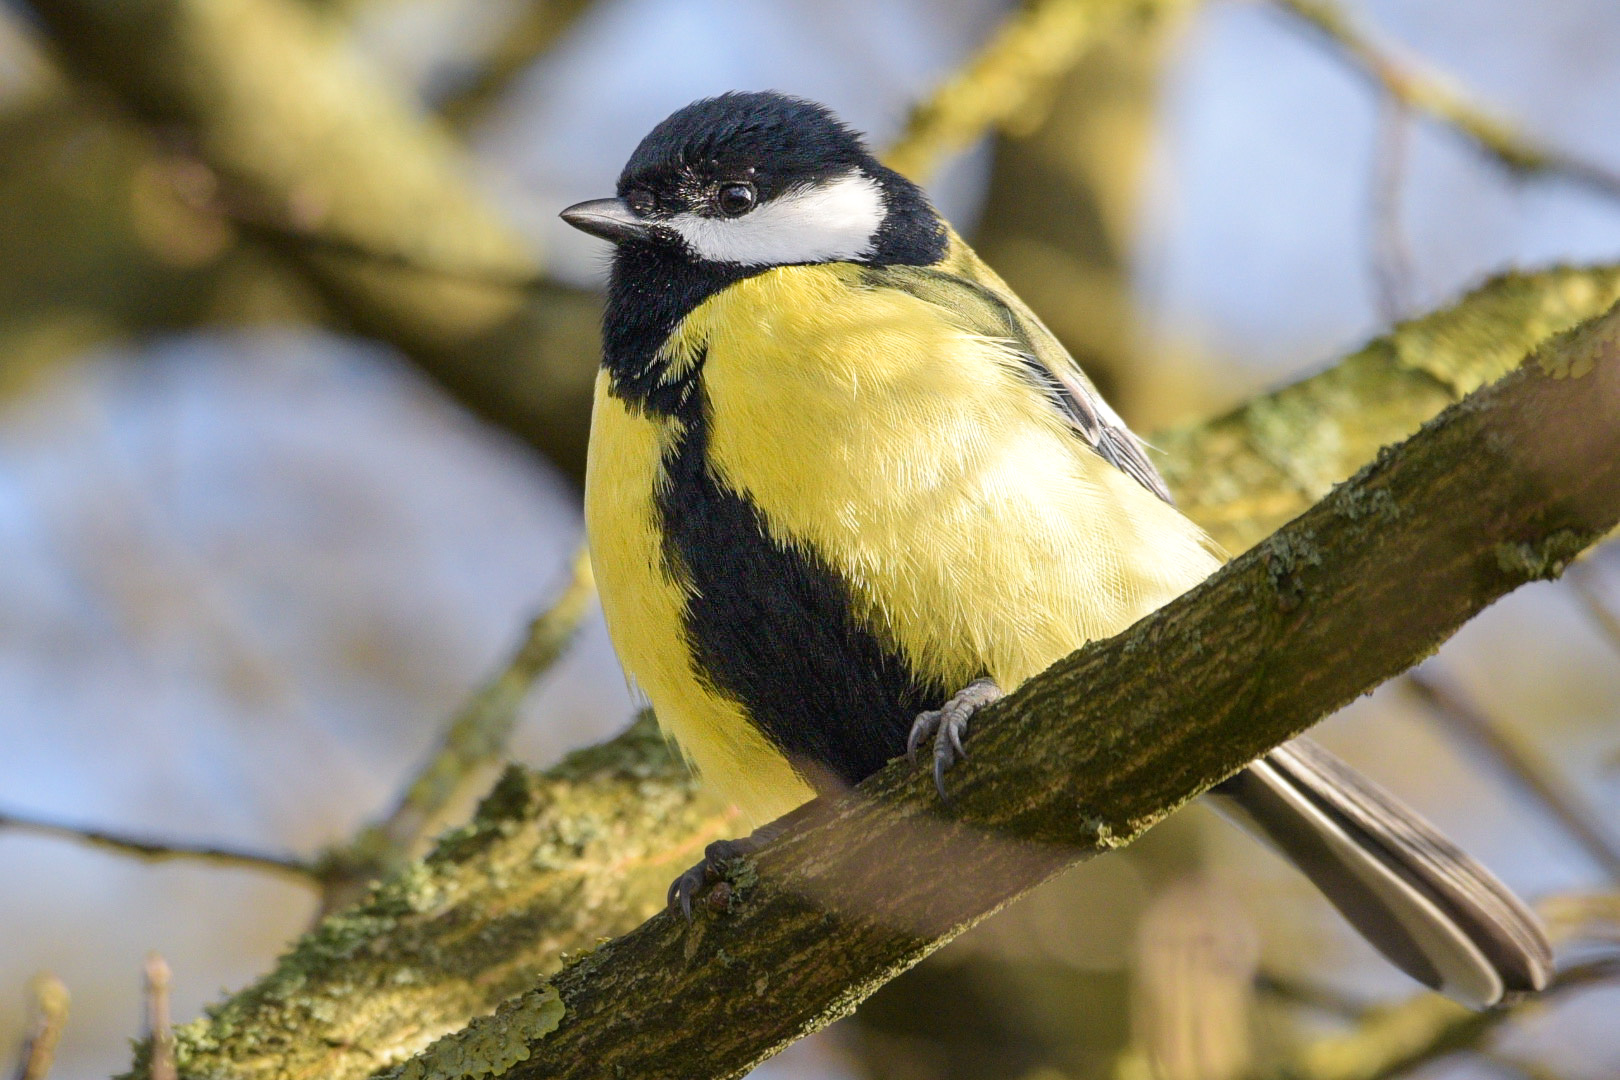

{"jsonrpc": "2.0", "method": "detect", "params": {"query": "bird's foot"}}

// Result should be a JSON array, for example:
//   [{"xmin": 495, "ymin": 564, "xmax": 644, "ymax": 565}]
[
  {"xmin": 667, "ymin": 824, "xmax": 781, "ymax": 921},
  {"xmin": 907, "ymin": 677, "xmax": 1003, "ymax": 799}
]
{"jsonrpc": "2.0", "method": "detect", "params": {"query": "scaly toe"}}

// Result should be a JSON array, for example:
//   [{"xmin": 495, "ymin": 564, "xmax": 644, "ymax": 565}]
[
  {"xmin": 910, "ymin": 677, "xmax": 1004, "ymax": 799},
  {"xmin": 908, "ymin": 709, "xmax": 943, "ymax": 764},
  {"xmin": 668, "ymin": 861, "xmax": 712, "ymax": 921},
  {"xmin": 666, "ymin": 830, "xmax": 779, "ymax": 922}
]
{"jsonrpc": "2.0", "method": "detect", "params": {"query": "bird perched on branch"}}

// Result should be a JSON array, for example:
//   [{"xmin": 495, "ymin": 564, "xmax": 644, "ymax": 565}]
[{"xmin": 561, "ymin": 90, "xmax": 1552, "ymax": 1008}]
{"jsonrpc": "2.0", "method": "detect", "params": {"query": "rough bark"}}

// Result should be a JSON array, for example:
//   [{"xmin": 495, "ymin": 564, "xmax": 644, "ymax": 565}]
[
  {"xmin": 123, "ymin": 717, "xmax": 730, "ymax": 1080},
  {"xmin": 112, "ymin": 271, "xmax": 1620, "ymax": 1080},
  {"xmin": 361, "ymin": 301, "xmax": 1620, "ymax": 1080}
]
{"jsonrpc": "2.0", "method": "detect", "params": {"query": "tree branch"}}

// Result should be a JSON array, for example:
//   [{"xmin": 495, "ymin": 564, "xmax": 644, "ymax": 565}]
[
  {"xmin": 361, "ymin": 300, "xmax": 1620, "ymax": 1080},
  {"xmin": 883, "ymin": 0, "xmax": 1192, "ymax": 181},
  {"xmin": 28, "ymin": 0, "xmax": 605, "ymax": 481},
  {"xmin": 0, "ymin": 807, "xmax": 317, "ymax": 883},
  {"xmin": 316, "ymin": 547, "xmax": 595, "ymax": 910},
  {"xmin": 1404, "ymin": 671, "xmax": 1620, "ymax": 884},
  {"xmin": 116, "ymin": 265, "xmax": 1620, "ymax": 1080},
  {"xmin": 1265, "ymin": 959, "xmax": 1620, "ymax": 1080},
  {"xmin": 1275, "ymin": 0, "xmax": 1620, "ymax": 202}
]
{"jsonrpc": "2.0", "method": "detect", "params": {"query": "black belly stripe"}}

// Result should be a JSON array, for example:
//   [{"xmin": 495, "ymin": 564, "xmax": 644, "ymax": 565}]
[{"xmin": 656, "ymin": 387, "xmax": 950, "ymax": 791}]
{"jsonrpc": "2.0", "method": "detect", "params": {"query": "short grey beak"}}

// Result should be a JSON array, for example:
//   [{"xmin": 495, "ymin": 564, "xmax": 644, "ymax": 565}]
[{"xmin": 559, "ymin": 198, "xmax": 652, "ymax": 244}]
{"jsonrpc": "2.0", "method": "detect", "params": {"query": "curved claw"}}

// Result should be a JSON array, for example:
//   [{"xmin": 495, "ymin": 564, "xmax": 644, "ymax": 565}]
[
  {"xmin": 668, "ymin": 861, "xmax": 712, "ymax": 922},
  {"xmin": 910, "ymin": 677, "xmax": 1003, "ymax": 802},
  {"xmin": 908, "ymin": 709, "xmax": 942, "ymax": 764},
  {"xmin": 666, "ymin": 832, "xmax": 776, "ymax": 921},
  {"xmin": 933, "ymin": 748, "xmax": 954, "ymax": 803}
]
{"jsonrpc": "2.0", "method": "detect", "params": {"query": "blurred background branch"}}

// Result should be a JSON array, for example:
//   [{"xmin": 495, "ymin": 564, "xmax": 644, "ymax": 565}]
[
  {"xmin": 9, "ymin": 975, "xmax": 68, "ymax": 1080},
  {"xmin": 436, "ymin": 0, "xmax": 597, "ymax": 131},
  {"xmin": 1270, "ymin": 959, "xmax": 1620, "ymax": 1080},
  {"xmin": 0, "ymin": 807, "xmax": 317, "ymax": 883},
  {"xmin": 28, "ymin": 0, "xmax": 604, "ymax": 479},
  {"xmin": 883, "ymin": 0, "xmax": 1193, "ymax": 182},
  {"xmin": 1403, "ymin": 672, "xmax": 1620, "ymax": 885},
  {"xmin": 1275, "ymin": 0, "xmax": 1620, "ymax": 202}
]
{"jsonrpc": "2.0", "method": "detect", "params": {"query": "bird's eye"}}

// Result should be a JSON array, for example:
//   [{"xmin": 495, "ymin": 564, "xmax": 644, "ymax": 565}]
[
  {"xmin": 626, "ymin": 189, "xmax": 656, "ymax": 216},
  {"xmin": 716, "ymin": 182, "xmax": 757, "ymax": 217}
]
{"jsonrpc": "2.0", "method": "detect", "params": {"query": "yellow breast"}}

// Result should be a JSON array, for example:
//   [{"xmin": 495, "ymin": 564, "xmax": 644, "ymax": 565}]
[
  {"xmin": 687, "ymin": 264, "xmax": 1222, "ymax": 689},
  {"xmin": 583, "ymin": 371, "xmax": 814, "ymax": 823},
  {"xmin": 585, "ymin": 261, "xmax": 1222, "ymax": 825}
]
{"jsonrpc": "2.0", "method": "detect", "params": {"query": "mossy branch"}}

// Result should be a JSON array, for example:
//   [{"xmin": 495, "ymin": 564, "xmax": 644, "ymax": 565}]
[
  {"xmin": 361, "ymin": 300, "xmax": 1620, "ymax": 1080},
  {"xmin": 117, "ymin": 264, "xmax": 1620, "ymax": 1080}
]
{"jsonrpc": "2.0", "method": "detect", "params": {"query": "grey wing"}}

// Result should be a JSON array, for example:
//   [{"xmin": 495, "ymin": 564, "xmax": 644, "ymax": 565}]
[
  {"xmin": 862, "ymin": 265, "xmax": 1175, "ymax": 505},
  {"xmin": 1031, "ymin": 358, "xmax": 1175, "ymax": 504}
]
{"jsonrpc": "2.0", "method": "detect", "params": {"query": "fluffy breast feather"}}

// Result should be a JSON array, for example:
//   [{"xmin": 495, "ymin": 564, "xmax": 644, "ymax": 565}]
[{"xmin": 688, "ymin": 264, "xmax": 1223, "ymax": 691}]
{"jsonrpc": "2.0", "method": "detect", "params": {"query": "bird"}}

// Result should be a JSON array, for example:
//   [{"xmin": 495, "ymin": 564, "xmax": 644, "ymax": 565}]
[{"xmin": 560, "ymin": 90, "xmax": 1552, "ymax": 1008}]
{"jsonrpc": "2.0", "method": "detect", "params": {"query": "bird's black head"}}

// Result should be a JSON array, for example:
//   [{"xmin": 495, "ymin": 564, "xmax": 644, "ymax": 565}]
[{"xmin": 560, "ymin": 91, "xmax": 946, "ymax": 270}]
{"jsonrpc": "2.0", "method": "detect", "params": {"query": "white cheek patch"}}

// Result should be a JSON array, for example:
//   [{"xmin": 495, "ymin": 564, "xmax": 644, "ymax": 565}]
[{"xmin": 666, "ymin": 171, "xmax": 885, "ymax": 266}]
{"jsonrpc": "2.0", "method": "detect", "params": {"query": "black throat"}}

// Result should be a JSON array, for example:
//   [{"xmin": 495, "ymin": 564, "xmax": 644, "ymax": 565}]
[
  {"xmin": 600, "ymin": 164, "xmax": 946, "ymax": 417},
  {"xmin": 601, "ymin": 243, "xmax": 749, "ymax": 416}
]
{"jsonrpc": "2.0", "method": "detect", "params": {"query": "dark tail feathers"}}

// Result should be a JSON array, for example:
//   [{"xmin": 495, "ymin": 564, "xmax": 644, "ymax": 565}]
[{"xmin": 1211, "ymin": 738, "xmax": 1553, "ymax": 1008}]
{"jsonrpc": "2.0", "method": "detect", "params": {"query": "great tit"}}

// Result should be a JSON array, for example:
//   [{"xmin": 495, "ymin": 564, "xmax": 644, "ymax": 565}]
[{"xmin": 562, "ymin": 91, "xmax": 1552, "ymax": 1007}]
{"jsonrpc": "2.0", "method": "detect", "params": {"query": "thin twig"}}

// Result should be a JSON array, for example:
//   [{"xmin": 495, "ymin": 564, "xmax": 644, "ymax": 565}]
[
  {"xmin": 143, "ymin": 955, "xmax": 175, "ymax": 1080},
  {"xmin": 437, "ymin": 0, "xmax": 596, "ymax": 130},
  {"xmin": 1276, "ymin": 0, "xmax": 1620, "ymax": 203},
  {"xmin": 1255, "ymin": 971, "xmax": 1372, "ymax": 1021},
  {"xmin": 10, "ymin": 974, "xmax": 68, "ymax": 1080},
  {"xmin": 0, "ymin": 808, "xmax": 317, "ymax": 883},
  {"xmin": 1404, "ymin": 671, "xmax": 1620, "ymax": 883},
  {"xmin": 883, "ymin": 0, "xmax": 1189, "ymax": 181},
  {"xmin": 1537, "ymin": 891, "xmax": 1620, "ymax": 947},
  {"xmin": 322, "ymin": 547, "xmax": 595, "ymax": 906},
  {"xmin": 1565, "ymin": 558, "xmax": 1620, "ymax": 660},
  {"xmin": 1369, "ymin": 95, "xmax": 1417, "ymax": 323},
  {"xmin": 1269, "ymin": 959, "xmax": 1620, "ymax": 1080}
]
